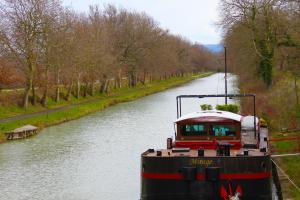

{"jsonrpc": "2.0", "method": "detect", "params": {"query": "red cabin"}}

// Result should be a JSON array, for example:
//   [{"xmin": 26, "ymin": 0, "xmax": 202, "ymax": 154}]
[{"xmin": 175, "ymin": 110, "xmax": 243, "ymax": 150}]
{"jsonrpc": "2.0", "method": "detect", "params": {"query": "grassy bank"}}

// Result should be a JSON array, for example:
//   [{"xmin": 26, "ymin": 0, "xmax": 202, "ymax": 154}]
[
  {"xmin": 271, "ymin": 132, "xmax": 300, "ymax": 199},
  {"xmin": 278, "ymin": 157, "xmax": 300, "ymax": 199},
  {"xmin": 0, "ymin": 72, "xmax": 213, "ymax": 142},
  {"xmin": 237, "ymin": 72, "xmax": 300, "ymax": 199}
]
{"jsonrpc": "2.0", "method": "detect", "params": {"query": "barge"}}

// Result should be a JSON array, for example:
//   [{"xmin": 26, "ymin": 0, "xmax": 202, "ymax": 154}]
[{"xmin": 140, "ymin": 94, "xmax": 277, "ymax": 200}]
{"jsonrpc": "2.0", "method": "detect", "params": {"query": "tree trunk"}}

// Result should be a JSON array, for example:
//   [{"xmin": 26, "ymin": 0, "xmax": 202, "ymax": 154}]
[
  {"xmin": 23, "ymin": 62, "xmax": 34, "ymax": 109},
  {"xmin": 128, "ymin": 75, "xmax": 131, "ymax": 87},
  {"xmin": 76, "ymin": 78, "xmax": 80, "ymax": 99},
  {"xmin": 31, "ymin": 79, "xmax": 36, "ymax": 105},
  {"xmin": 141, "ymin": 71, "xmax": 147, "ymax": 85},
  {"xmin": 41, "ymin": 66, "xmax": 49, "ymax": 107},
  {"xmin": 55, "ymin": 86, "xmax": 60, "ymax": 102},
  {"xmin": 100, "ymin": 75, "xmax": 108, "ymax": 93},
  {"xmin": 55, "ymin": 69, "xmax": 60, "ymax": 102},
  {"xmin": 65, "ymin": 82, "xmax": 73, "ymax": 101},
  {"xmin": 295, "ymin": 76, "xmax": 299, "ymax": 106},
  {"xmin": 23, "ymin": 48, "xmax": 37, "ymax": 108},
  {"xmin": 129, "ymin": 72, "xmax": 136, "ymax": 87},
  {"xmin": 29, "ymin": 61, "xmax": 36, "ymax": 105},
  {"xmin": 101, "ymin": 80, "xmax": 110, "ymax": 93},
  {"xmin": 41, "ymin": 87, "xmax": 48, "ymax": 107},
  {"xmin": 114, "ymin": 78, "xmax": 117, "ymax": 89},
  {"xmin": 117, "ymin": 69, "xmax": 122, "ymax": 88},
  {"xmin": 23, "ymin": 81, "xmax": 31, "ymax": 109},
  {"xmin": 83, "ymin": 82, "xmax": 88, "ymax": 97},
  {"xmin": 41, "ymin": 86, "xmax": 48, "ymax": 107},
  {"xmin": 90, "ymin": 82, "xmax": 95, "ymax": 96},
  {"xmin": 104, "ymin": 79, "xmax": 109, "ymax": 93},
  {"xmin": 100, "ymin": 80, "xmax": 105, "ymax": 93}
]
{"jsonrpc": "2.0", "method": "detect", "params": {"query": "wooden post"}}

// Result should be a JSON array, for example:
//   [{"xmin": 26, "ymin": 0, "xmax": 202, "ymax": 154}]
[{"xmin": 297, "ymin": 133, "xmax": 300, "ymax": 152}]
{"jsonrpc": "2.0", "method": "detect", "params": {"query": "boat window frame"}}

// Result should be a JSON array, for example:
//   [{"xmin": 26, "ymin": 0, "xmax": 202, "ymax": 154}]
[
  {"xmin": 181, "ymin": 123, "xmax": 208, "ymax": 137},
  {"xmin": 176, "ymin": 122, "xmax": 241, "ymax": 141},
  {"xmin": 210, "ymin": 124, "xmax": 238, "ymax": 137}
]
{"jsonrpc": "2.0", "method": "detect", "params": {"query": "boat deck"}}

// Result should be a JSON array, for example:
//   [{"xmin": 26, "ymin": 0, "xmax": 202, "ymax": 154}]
[
  {"xmin": 144, "ymin": 127, "xmax": 269, "ymax": 158},
  {"xmin": 144, "ymin": 148, "xmax": 267, "ymax": 157}
]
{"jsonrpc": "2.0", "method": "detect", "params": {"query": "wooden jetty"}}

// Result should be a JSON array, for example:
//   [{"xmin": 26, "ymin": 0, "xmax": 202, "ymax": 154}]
[{"xmin": 6, "ymin": 125, "xmax": 38, "ymax": 140}]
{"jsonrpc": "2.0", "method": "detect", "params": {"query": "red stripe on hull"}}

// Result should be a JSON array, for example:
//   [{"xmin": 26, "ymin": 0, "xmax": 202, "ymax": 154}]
[
  {"xmin": 142, "ymin": 172, "xmax": 271, "ymax": 180},
  {"xmin": 142, "ymin": 173, "xmax": 183, "ymax": 180},
  {"xmin": 220, "ymin": 172, "xmax": 271, "ymax": 180},
  {"xmin": 175, "ymin": 141, "xmax": 242, "ymax": 150}
]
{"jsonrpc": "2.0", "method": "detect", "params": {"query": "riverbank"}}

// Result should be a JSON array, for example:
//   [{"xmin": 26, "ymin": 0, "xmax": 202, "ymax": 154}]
[
  {"xmin": 0, "ymin": 72, "xmax": 213, "ymax": 142},
  {"xmin": 238, "ymin": 72, "xmax": 300, "ymax": 199},
  {"xmin": 272, "ymin": 132, "xmax": 300, "ymax": 199}
]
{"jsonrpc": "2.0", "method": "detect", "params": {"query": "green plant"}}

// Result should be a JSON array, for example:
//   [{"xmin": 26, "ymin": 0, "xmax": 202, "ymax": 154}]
[
  {"xmin": 200, "ymin": 104, "xmax": 212, "ymax": 110},
  {"xmin": 216, "ymin": 104, "xmax": 239, "ymax": 113}
]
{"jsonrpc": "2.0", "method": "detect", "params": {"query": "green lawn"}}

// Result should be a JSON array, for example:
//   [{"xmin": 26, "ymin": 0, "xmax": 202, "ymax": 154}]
[
  {"xmin": 277, "ymin": 156, "xmax": 300, "ymax": 200},
  {"xmin": 0, "ymin": 72, "xmax": 213, "ymax": 142},
  {"xmin": 271, "ymin": 132, "xmax": 300, "ymax": 199}
]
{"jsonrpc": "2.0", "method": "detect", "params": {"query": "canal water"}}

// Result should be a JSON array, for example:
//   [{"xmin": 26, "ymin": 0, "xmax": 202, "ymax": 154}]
[{"xmin": 0, "ymin": 73, "xmax": 238, "ymax": 200}]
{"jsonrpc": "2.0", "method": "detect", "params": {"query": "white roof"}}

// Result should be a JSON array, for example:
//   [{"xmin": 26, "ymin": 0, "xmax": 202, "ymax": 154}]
[
  {"xmin": 12, "ymin": 125, "xmax": 38, "ymax": 133},
  {"xmin": 176, "ymin": 110, "xmax": 243, "ymax": 122}
]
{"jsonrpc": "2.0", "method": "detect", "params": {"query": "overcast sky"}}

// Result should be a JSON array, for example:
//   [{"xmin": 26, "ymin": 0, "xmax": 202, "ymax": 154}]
[{"xmin": 62, "ymin": 0, "xmax": 221, "ymax": 45}]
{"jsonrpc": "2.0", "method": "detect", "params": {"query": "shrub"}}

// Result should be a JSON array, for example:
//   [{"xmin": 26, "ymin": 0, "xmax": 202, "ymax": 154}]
[
  {"xmin": 216, "ymin": 104, "xmax": 239, "ymax": 113},
  {"xmin": 200, "ymin": 104, "xmax": 212, "ymax": 110}
]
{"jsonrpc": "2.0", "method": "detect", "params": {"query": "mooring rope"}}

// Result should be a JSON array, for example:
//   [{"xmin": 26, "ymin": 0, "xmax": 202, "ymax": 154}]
[
  {"xmin": 271, "ymin": 159, "xmax": 300, "ymax": 193},
  {"xmin": 271, "ymin": 153, "xmax": 300, "ymax": 158}
]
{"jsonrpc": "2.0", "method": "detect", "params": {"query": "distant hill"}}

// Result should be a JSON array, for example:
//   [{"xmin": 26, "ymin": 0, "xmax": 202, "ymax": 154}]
[{"xmin": 203, "ymin": 44, "xmax": 223, "ymax": 53}]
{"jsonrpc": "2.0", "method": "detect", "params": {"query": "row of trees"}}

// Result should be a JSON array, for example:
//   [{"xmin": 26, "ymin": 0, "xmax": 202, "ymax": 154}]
[
  {"xmin": 219, "ymin": 0, "xmax": 300, "ymax": 128},
  {"xmin": 0, "ymin": 0, "xmax": 217, "ymax": 109}
]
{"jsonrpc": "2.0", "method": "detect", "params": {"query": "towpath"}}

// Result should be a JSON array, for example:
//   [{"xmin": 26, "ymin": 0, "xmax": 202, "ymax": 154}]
[{"xmin": 0, "ymin": 98, "xmax": 101, "ymax": 124}]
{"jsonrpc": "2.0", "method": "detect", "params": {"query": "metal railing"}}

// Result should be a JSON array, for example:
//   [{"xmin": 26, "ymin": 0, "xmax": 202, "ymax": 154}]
[{"xmin": 176, "ymin": 94, "xmax": 257, "ymax": 137}]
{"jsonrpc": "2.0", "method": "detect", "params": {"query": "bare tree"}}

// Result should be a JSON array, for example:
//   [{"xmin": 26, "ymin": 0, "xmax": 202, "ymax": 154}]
[
  {"xmin": 0, "ymin": 2, "xmax": 217, "ymax": 108},
  {"xmin": 0, "ymin": 0, "xmax": 61, "ymax": 108},
  {"xmin": 220, "ymin": 0, "xmax": 284, "ymax": 86}
]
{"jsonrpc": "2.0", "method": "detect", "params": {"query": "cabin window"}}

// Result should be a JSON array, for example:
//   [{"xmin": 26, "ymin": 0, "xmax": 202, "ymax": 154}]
[
  {"xmin": 181, "ymin": 124, "xmax": 206, "ymax": 136},
  {"xmin": 210, "ymin": 125, "xmax": 237, "ymax": 137}
]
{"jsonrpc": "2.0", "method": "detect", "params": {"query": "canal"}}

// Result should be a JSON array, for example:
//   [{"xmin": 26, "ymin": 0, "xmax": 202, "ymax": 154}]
[{"xmin": 0, "ymin": 73, "xmax": 237, "ymax": 200}]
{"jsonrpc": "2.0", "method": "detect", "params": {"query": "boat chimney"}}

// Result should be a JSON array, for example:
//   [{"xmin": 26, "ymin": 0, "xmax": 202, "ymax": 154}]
[
  {"xmin": 218, "ymin": 142, "xmax": 233, "ymax": 156},
  {"xmin": 167, "ymin": 138, "xmax": 173, "ymax": 149},
  {"xmin": 198, "ymin": 149, "xmax": 204, "ymax": 157},
  {"xmin": 224, "ymin": 146, "xmax": 230, "ymax": 156},
  {"xmin": 157, "ymin": 151, "xmax": 162, "ymax": 156}
]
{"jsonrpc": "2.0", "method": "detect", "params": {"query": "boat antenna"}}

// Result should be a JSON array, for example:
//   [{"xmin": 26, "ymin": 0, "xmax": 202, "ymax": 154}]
[
  {"xmin": 224, "ymin": 46, "xmax": 228, "ymax": 105},
  {"xmin": 217, "ymin": 73, "xmax": 220, "ymax": 105}
]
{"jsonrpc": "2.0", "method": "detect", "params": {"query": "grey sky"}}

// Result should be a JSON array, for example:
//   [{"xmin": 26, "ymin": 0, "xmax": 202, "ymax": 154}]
[{"xmin": 62, "ymin": 0, "xmax": 221, "ymax": 45}]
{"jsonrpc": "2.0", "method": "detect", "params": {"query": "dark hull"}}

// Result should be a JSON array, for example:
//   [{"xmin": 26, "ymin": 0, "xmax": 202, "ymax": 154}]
[{"xmin": 141, "ymin": 154, "xmax": 272, "ymax": 200}]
